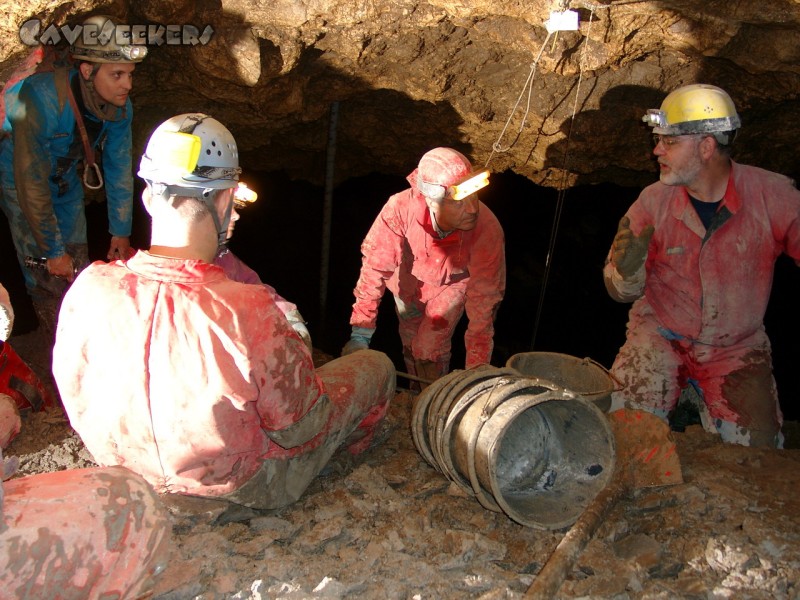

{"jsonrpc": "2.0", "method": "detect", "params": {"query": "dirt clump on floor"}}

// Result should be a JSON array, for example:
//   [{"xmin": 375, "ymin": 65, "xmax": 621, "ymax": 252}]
[{"xmin": 4, "ymin": 329, "xmax": 800, "ymax": 599}]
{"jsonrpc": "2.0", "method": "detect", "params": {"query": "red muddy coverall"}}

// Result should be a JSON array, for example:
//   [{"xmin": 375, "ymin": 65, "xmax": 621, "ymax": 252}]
[
  {"xmin": 53, "ymin": 251, "xmax": 395, "ymax": 509},
  {"xmin": 0, "ymin": 281, "xmax": 54, "ymax": 448},
  {"xmin": 0, "ymin": 461, "xmax": 172, "ymax": 599},
  {"xmin": 214, "ymin": 246, "xmax": 311, "ymax": 350},
  {"xmin": 350, "ymin": 171, "xmax": 506, "ymax": 374},
  {"xmin": 604, "ymin": 161, "xmax": 800, "ymax": 447}
]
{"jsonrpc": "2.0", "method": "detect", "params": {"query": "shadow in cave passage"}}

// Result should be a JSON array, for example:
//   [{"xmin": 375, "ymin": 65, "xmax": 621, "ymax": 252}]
[
  {"xmin": 219, "ymin": 168, "xmax": 800, "ymax": 423},
  {"xmin": 1, "ymin": 168, "xmax": 797, "ymax": 423}
]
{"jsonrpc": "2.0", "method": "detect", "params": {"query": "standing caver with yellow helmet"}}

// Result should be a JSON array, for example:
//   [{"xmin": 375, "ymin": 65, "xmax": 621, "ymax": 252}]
[
  {"xmin": 0, "ymin": 14, "xmax": 147, "ymax": 337},
  {"xmin": 604, "ymin": 83, "xmax": 800, "ymax": 448}
]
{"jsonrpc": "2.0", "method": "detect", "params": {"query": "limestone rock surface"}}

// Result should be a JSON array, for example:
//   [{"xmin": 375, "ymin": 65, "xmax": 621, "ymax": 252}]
[{"xmin": 2, "ymin": 0, "xmax": 800, "ymax": 187}]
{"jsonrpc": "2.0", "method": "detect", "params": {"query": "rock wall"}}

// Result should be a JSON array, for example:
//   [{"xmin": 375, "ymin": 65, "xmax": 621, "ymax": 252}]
[{"xmin": 2, "ymin": 0, "xmax": 800, "ymax": 188}]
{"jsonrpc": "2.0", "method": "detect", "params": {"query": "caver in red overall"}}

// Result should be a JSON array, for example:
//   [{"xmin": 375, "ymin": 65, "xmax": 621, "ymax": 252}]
[
  {"xmin": 349, "ymin": 168, "xmax": 505, "ymax": 377},
  {"xmin": 0, "ymin": 461, "xmax": 172, "ymax": 599},
  {"xmin": 604, "ymin": 161, "xmax": 800, "ymax": 447},
  {"xmin": 0, "ymin": 282, "xmax": 54, "ymax": 448},
  {"xmin": 53, "ymin": 252, "xmax": 396, "ymax": 509}
]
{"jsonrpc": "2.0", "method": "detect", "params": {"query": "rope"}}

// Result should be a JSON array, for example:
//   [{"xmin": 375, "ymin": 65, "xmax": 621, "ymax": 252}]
[{"xmin": 484, "ymin": 31, "xmax": 553, "ymax": 169}]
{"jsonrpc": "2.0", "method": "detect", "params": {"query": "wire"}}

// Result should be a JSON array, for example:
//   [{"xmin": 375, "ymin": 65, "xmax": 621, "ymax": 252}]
[
  {"xmin": 484, "ymin": 31, "xmax": 553, "ymax": 169},
  {"xmin": 530, "ymin": 5, "xmax": 597, "ymax": 349}
]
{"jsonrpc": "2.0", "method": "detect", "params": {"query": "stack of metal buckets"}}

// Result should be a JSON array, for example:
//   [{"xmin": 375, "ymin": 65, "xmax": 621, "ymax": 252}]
[{"xmin": 411, "ymin": 353, "xmax": 617, "ymax": 530}]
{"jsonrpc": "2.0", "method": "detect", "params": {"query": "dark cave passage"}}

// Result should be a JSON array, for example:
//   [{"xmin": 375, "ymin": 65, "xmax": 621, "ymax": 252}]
[
  {"xmin": 2, "ymin": 170, "xmax": 798, "ymax": 421},
  {"xmin": 185, "ymin": 169, "xmax": 800, "ymax": 423}
]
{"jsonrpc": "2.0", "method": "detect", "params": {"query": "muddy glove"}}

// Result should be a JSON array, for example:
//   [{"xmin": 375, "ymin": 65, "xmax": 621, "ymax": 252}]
[
  {"xmin": 292, "ymin": 322, "xmax": 313, "ymax": 352},
  {"xmin": 612, "ymin": 216, "xmax": 655, "ymax": 279},
  {"xmin": 284, "ymin": 309, "xmax": 313, "ymax": 352},
  {"xmin": 342, "ymin": 326, "xmax": 375, "ymax": 356}
]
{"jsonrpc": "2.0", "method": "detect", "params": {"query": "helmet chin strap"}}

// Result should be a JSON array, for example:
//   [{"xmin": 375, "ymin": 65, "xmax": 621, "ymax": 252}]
[
  {"xmin": 214, "ymin": 193, "xmax": 233, "ymax": 246},
  {"xmin": 78, "ymin": 65, "xmax": 124, "ymax": 121},
  {"xmin": 150, "ymin": 182, "xmax": 233, "ymax": 246}
]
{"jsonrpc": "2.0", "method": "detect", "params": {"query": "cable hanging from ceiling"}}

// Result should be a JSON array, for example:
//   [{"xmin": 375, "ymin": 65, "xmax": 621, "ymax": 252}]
[{"xmin": 483, "ymin": 0, "xmax": 605, "ymax": 350}]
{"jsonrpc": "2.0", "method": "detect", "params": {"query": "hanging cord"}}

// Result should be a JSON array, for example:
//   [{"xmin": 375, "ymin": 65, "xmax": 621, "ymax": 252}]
[
  {"xmin": 530, "ymin": 4, "xmax": 596, "ymax": 349},
  {"xmin": 484, "ymin": 0, "xmax": 619, "ymax": 170},
  {"xmin": 484, "ymin": 30, "xmax": 553, "ymax": 169}
]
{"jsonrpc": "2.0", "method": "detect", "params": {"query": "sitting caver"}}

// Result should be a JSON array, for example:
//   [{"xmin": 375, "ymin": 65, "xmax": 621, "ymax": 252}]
[{"xmin": 53, "ymin": 113, "xmax": 396, "ymax": 508}]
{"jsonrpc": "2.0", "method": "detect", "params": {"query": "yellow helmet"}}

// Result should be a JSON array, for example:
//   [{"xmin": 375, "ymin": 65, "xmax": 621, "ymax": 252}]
[{"xmin": 642, "ymin": 84, "xmax": 740, "ymax": 141}]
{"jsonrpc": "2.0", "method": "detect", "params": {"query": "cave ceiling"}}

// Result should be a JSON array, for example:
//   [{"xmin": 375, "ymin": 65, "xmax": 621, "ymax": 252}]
[{"xmin": 3, "ymin": 0, "xmax": 800, "ymax": 190}]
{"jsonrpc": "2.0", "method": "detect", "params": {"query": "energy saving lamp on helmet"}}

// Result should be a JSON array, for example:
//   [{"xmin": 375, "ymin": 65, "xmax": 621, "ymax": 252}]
[
  {"xmin": 448, "ymin": 169, "xmax": 490, "ymax": 201},
  {"xmin": 121, "ymin": 45, "xmax": 147, "ymax": 61},
  {"xmin": 234, "ymin": 182, "xmax": 258, "ymax": 207}
]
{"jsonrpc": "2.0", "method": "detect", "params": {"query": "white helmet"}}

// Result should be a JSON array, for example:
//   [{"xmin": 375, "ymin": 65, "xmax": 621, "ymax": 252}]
[
  {"xmin": 71, "ymin": 15, "xmax": 147, "ymax": 64},
  {"xmin": 138, "ymin": 113, "xmax": 241, "ymax": 190},
  {"xmin": 139, "ymin": 114, "xmax": 242, "ymax": 244}
]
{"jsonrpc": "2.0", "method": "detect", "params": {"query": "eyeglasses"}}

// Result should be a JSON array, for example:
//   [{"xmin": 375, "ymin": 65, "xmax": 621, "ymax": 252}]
[{"xmin": 652, "ymin": 134, "xmax": 706, "ymax": 148}]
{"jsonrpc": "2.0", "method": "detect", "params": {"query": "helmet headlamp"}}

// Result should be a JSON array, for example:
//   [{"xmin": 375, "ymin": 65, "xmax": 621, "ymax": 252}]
[
  {"xmin": 642, "ymin": 109, "xmax": 667, "ymax": 129},
  {"xmin": 233, "ymin": 182, "xmax": 258, "ymax": 207},
  {"xmin": 448, "ymin": 169, "xmax": 490, "ymax": 201},
  {"xmin": 419, "ymin": 169, "xmax": 491, "ymax": 202}
]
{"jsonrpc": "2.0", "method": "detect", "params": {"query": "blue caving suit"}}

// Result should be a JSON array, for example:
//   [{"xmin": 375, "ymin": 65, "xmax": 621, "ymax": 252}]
[{"xmin": 0, "ymin": 66, "xmax": 134, "ymax": 302}]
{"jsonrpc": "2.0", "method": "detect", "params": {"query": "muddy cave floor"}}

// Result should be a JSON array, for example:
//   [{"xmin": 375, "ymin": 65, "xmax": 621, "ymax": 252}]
[{"xmin": 6, "ymin": 327, "xmax": 800, "ymax": 600}]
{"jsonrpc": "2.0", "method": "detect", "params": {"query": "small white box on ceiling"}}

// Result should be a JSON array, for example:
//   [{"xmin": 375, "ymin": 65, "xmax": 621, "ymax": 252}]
[{"xmin": 545, "ymin": 10, "xmax": 580, "ymax": 33}]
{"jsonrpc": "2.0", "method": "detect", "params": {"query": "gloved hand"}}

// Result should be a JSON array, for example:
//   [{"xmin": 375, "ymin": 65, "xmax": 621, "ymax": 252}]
[
  {"xmin": 611, "ymin": 216, "xmax": 655, "ymax": 279},
  {"xmin": 293, "ymin": 323, "xmax": 313, "ymax": 352},
  {"xmin": 285, "ymin": 309, "xmax": 313, "ymax": 353},
  {"xmin": 341, "ymin": 326, "xmax": 376, "ymax": 356}
]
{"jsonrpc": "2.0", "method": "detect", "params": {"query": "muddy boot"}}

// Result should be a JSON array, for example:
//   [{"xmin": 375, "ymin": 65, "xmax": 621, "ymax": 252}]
[
  {"xmin": 414, "ymin": 359, "xmax": 446, "ymax": 391},
  {"xmin": 401, "ymin": 347, "xmax": 421, "ymax": 393}
]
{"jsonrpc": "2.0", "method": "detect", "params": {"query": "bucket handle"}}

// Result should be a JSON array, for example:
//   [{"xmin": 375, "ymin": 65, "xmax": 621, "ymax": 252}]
[
  {"xmin": 580, "ymin": 356, "xmax": 624, "ymax": 394},
  {"xmin": 480, "ymin": 377, "xmax": 572, "ymax": 420}
]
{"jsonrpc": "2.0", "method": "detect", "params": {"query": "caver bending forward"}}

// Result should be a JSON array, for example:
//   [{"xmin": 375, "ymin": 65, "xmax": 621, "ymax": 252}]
[
  {"xmin": 0, "ymin": 15, "xmax": 146, "ymax": 334},
  {"xmin": 53, "ymin": 114, "xmax": 396, "ymax": 509},
  {"xmin": 604, "ymin": 83, "xmax": 800, "ymax": 447},
  {"xmin": 344, "ymin": 147, "xmax": 505, "ymax": 385}
]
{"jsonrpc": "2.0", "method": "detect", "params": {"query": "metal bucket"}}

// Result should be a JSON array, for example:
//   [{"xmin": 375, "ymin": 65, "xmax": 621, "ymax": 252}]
[
  {"xmin": 411, "ymin": 366, "xmax": 616, "ymax": 530},
  {"xmin": 505, "ymin": 352, "xmax": 616, "ymax": 413}
]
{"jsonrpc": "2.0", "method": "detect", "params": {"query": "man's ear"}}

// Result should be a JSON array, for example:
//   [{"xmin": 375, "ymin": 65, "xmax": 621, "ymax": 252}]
[
  {"xmin": 700, "ymin": 135, "xmax": 719, "ymax": 160},
  {"xmin": 78, "ymin": 62, "xmax": 95, "ymax": 81}
]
